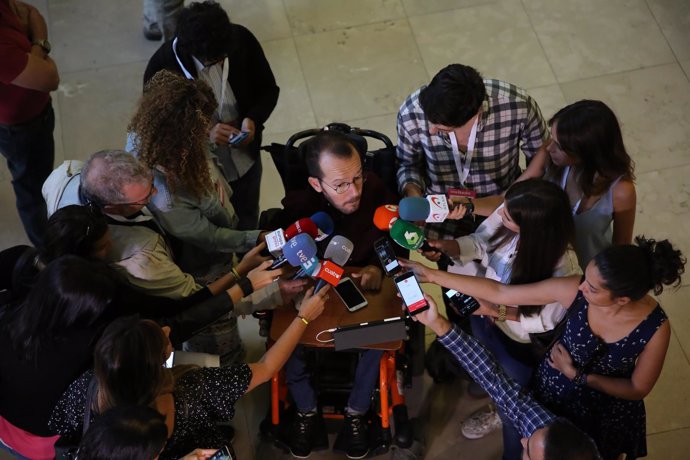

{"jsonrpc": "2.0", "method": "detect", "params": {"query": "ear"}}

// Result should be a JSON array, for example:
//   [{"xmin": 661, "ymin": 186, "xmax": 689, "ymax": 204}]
[
  {"xmin": 614, "ymin": 296, "xmax": 632, "ymax": 306},
  {"xmin": 308, "ymin": 177, "xmax": 322, "ymax": 193}
]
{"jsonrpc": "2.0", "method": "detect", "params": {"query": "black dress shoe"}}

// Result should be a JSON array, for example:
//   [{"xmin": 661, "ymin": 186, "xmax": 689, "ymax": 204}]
[
  {"xmin": 334, "ymin": 413, "xmax": 369, "ymax": 459},
  {"xmin": 143, "ymin": 22, "xmax": 162, "ymax": 41}
]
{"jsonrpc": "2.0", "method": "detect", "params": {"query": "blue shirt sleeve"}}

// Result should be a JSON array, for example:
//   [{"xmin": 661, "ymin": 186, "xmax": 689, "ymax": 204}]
[{"xmin": 437, "ymin": 325, "xmax": 555, "ymax": 437}]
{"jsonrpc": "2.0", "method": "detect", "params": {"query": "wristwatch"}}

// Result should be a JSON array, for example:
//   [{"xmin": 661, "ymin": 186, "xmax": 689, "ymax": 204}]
[
  {"xmin": 32, "ymin": 39, "xmax": 51, "ymax": 54},
  {"xmin": 497, "ymin": 304, "xmax": 507, "ymax": 322}
]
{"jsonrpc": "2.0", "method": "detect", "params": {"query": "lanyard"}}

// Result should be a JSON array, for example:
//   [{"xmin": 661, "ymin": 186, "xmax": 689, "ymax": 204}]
[
  {"xmin": 172, "ymin": 37, "xmax": 230, "ymax": 110},
  {"xmin": 449, "ymin": 116, "xmax": 479, "ymax": 187}
]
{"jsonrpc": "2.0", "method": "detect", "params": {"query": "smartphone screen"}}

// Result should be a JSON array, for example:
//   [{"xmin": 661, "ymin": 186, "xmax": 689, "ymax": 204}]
[
  {"xmin": 374, "ymin": 237, "xmax": 402, "ymax": 276},
  {"xmin": 209, "ymin": 446, "xmax": 235, "ymax": 460},
  {"xmin": 334, "ymin": 277, "xmax": 368, "ymax": 312},
  {"xmin": 394, "ymin": 272, "xmax": 429, "ymax": 315}
]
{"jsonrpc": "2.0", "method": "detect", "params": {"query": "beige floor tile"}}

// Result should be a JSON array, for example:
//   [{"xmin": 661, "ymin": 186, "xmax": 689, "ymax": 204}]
[
  {"xmin": 560, "ymin": 63, "xmax": 690, "ymax": 174},
  {"xmin": 526, "ymin": 84, "xmax": 567, "ymax": 122},
  {"xmin": 49, "ymin": 0, "xmax": 162, "ymax": 74},
  {"xmin": 633, "ymin": 166, "xmax": 690, "ymax": 264},
  {"xmin": 285, "ymin": 0, "xmax": 406, "ymax": 35},
  {"xmin": 647, "ymin": 0, "xmax": 690, "ymax": 62},
  {"xmin": 56, "ymin": 62, "xmax": 147, "ymax": 161},
  {"xmin": 409, "ymin": 0, "xmax": 556, "ymax": 90},
  {"xmin": 51, "ymin": 94, "xmax": 65, "ymax": 165},
  {"xmin": 524, "ymin": 0, "xmax": 676, "ymax": 82},
  {"xmin": 261, "ymin": 38, "xmax": 318, "ymax": 136},
  {"xmin": 295, "ymin": 20, "xmax": 428, "ymax": 125},
  {"xmin": 658, "ymin": 286, "xmax": 690, "ymax": 360},
  {"xmin": 645, "ymin": 333, "xmax": 690, "ymax": 434},
  {"xmin": 402, "ymin": 0, "xmax": 494, "ymax": 17},
  {"xmin": 217, "ymin": 0, "xmax": 291, "ymax": 42},
  {"xmin": 646, "ymin": 427, "xmax": 690, "ymax": 459},
  {"xmin": 681, "ymin": 59, "xmax": 690, "ymax": 80}
]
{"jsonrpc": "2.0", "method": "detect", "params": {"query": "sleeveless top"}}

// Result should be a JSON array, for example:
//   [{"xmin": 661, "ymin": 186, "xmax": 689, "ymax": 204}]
[
  {"xmin": 532, "ymin": 290, "xmax": 667, "ymax": 460},
  {"xmin": 556, "ymin": 167, "xmax": 622, "ymax": 270}
]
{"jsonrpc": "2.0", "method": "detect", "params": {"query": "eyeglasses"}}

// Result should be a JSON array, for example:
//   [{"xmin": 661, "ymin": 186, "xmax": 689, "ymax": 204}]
[
  {"xmin": 319, "ymin": 173, "xmax": 367, "ymax": 194},
  {"xmin": 107, "ymin": 180, "xmax": 156, "ymax": 207}
]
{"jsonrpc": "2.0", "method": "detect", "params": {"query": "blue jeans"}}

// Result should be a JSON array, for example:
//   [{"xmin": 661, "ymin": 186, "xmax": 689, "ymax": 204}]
[
  {"xmin": 0, "ymin": 101, "xmax": 55, "ymax": 246},
  {"xmin": 471, "ymin": 316, "xmax": 534, "ymax": 460},
  {"xmin": 285, "ymin": 346, "xmax": 383, "ymax": 414}
]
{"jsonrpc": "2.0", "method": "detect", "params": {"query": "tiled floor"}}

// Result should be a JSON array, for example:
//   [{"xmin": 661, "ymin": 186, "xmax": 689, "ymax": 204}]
[{"xmin": 2, "ymin": 0, "xmax": 689, "ymax": 458}]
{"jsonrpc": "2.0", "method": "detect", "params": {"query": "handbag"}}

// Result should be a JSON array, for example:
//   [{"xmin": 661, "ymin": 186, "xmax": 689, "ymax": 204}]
[
  {"xmin": 527, "ymin": 303, "xmax": 577, "ymax": 363},
  {"xmin": 54, "ymin": 376, "xmax": 98, "ymax": 459}
]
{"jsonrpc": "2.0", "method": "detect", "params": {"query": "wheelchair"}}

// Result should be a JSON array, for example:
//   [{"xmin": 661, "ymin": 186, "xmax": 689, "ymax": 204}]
[{"xmin": 258, "ymin": 123, "xmax": 424, "ymax": 456}]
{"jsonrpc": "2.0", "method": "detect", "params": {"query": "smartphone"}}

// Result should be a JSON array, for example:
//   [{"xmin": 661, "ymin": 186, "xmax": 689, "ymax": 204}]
[
  {"xmin": 164, "ymin": 351, "xmax": 174, "ymax": 369},
  {"xmin": 209, "ymin": 446, "xmax": 235, "ymax": 460},
  {"xmin": 445, "ymin": 289, "xmax": 480, "ymax": 317},
  {"xmin": 334, "ymin": 277, "xmax": 368, "ymax": 312},
  {"xmin": 228, "ymin": 131, "xmax": 249, "ymax": 145},
  {"xmin": 374, "ymin": 237, "xmax": 403, "ymax": 277},
  {"xmin": 394, "ymin": 271, "xmax": 429, "ymax": 315}
]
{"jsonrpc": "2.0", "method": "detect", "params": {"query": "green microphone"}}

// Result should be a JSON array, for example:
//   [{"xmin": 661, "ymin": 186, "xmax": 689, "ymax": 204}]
[{"xmin": 390, "ymin": 219, "xmax": 454, "ymax": 266}]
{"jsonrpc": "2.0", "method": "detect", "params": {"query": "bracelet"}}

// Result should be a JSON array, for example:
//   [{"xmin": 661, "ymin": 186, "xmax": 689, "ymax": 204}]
[
  {"xmin": 497, "ymin": 304, "xmax": 507, "ymax": 322},
  {"xmin": 236, "ymin": 276, "xmax": 254, "ymax": 297},
  {"xmin": 231, "ymin": 267, "xmax": 241, "ymax": 281},
  {"xmin": 573, "ymin": 369, "xmax": 588, "ymax": 386},
  {"xmin": 297, "ymin": 315, "xmax": 309, "ymax": 326}
]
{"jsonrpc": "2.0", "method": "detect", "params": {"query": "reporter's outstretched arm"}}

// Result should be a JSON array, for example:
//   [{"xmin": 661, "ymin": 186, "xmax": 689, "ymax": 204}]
[{"xmin": 246, "ymin": 286, "xmax": 329, "ymax": 392}]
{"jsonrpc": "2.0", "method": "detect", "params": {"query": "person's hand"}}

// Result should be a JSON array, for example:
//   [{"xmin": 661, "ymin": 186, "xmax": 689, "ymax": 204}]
[
  {"xmin": 446, "ymin": 199, "xmax": 470, "ymax": 220},
  {"xmin": 238, "ymin": 117, "xmax": 256, "ymax": 146},
  {"xmin": 425, "ymin": 239, "xmax": 461, "ymax": 259},
  {"xmin": 279, "ymin": 278, "xmax": 309, "ymax": 304},
  {"xmin": 548, "ymin": 342, "xmax": 577, "ymax": 380},
  {"xmin": 351, "ymin": 265, "xmax": 382, "ymax": 291},
  {"xmin": 298, "ymin": 286, "xmax": 330, "ymax": 322},
  {"xmin": 475, "ymin": 298, "xmax": 497, "ymax": 318},
  {"xmin": 398, "ymin": 258, "xmax": 435, "ymax": 283},
  {"xmin": 179, "ymin": 448, "xmax": 218, "ymax": 460},
  {"xmin": 210, "ymin": 122, "xmax": 240, "ymax": 145},
  {"xmin": 246, "ymin": 260, "xmax": 284, "ymax": 291},
  {"xmin": 419, "ymin": 246, "xmax": 441, "ymax": 262},
  {"xmin": 410, "ymin": 294, "xmax": 451, "ymax": 336},
  {"xmin": 236, "ymin": 242, "xmax": 270, "ymax": 275}
]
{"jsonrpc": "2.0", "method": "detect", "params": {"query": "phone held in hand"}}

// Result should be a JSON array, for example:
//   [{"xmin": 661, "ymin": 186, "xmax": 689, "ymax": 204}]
[
  {"xmin": 394, "ymin": 271, "xmax": 429, "ymax": 316},
  {"xmin": 209, "ymin": 445, "xmax": 236, "ymax": 460},
  {"xmin": 334, "ymin": 277, "xmax": 368, "ymax": 312},
  {"xmin": 228, "ymin": 131, "xmax": 249, "ymax": 145},
  {"xmin": 445, "ymin": 289, "xmax": 480, "ymax": 317},
  {"xmin": 374, "ymin": 237, "xmax": 403, "ymax": 277}
]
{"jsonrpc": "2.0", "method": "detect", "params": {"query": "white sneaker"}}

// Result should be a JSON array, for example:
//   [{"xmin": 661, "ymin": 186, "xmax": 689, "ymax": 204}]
[{"xmin": 460, "ymin": 406, "xmax": 502, "ymax": 440}]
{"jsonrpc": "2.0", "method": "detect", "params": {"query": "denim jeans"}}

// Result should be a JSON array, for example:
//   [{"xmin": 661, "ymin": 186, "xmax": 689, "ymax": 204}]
[
  {"xmin": 0, "ymin": 101, "xmax": 55, "ymax": 246},
  {"xmin": 471, "ymin": 316, "xmax": 534, "ymax": 460},
  {"xmin": 285, "ymin": 346, "xmax": 383, "ymax": 414}
]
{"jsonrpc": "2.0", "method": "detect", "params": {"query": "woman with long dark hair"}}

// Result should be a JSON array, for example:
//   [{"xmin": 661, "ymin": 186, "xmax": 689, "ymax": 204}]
[
  {"xmin": 545, "ymin": 100, "xmax": 636, "ymax": 268},
  {"xmin": 401, "ymin": 236, "xmax": 685, "ymax": 460},
  {"xmin": 426, "ymin": 179, "xmax": 579, "ymax": 456},
  {"xmin": 50, "ymin": 286, "xmax": 329, "ymax": 459}
]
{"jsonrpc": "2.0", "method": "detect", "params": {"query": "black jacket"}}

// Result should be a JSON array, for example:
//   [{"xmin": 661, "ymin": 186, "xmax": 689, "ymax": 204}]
[{"xmin": 144, "ymin": 24, "xmax": 279, "ymax": 128}]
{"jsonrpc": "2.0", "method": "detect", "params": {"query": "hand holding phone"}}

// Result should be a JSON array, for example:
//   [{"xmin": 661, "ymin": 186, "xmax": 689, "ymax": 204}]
[
  {"xmin": 394, "ymin": 271, "xmax": 429, "ymax": 315},
  {"xmin": 445, "ymin": 289, "xmax": 480, "ymax": 317},
  {"xmin": 374, "ymin": 237, "xmax": 403, "ymax": 277}
]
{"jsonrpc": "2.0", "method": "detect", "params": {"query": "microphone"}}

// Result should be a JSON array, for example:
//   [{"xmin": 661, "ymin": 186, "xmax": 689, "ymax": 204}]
[
  {"xmin": 389, "ymin": 219, "xmax": 454, "ymax": 266},
  {"xmin": 292, "ymin": 255, "xmax": 321, "ymax": 279},
  {"xmin": 310, "ymin": 211, "xmax": 334, "ymax": 242},
  {"xmin": 282, "ymin": 233, "xmax": 318, "ymax": 267},
  {"xmin": 314, "ymin": 235, "xmax": 354, "ymax": 293},
  {"xmin": 398, "ymin": 197, "xmax": 430, "ymax": 221},
  {"xmin": 284, "ymin": 218, "xmax": 319, "ymax": 240},
  {"xmin": 373, "ymin": 205, "xmax": 399, "ymax": 231}
]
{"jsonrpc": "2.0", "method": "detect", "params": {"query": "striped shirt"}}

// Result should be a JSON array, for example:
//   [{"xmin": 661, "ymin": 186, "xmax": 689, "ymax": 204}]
[
  {"xmin": 396, "ymin": 80, "xmax": 548, "ymax": 239},
  {"xmin": 438, "ymin": 325, "xmax": 555, "ymax": 438}
]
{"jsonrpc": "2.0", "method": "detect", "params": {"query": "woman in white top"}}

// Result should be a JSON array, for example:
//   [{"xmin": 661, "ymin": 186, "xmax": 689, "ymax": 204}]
[
  {"xmin": 545, "ymin": 100, "xmax": 636, "ymax": 269},
  {"xmin": 427, "ymin": 179, "xmax": 580, "ymax": 458}
]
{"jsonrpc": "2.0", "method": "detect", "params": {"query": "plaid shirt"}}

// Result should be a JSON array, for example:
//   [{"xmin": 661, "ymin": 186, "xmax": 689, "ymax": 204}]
[
  {"xmin": 438, "ymin": 325, "xmax": 555, "ymax": 438},
  {"xmin": 396, "ymin": 80, "xmax": 548, "ymax": 239}
]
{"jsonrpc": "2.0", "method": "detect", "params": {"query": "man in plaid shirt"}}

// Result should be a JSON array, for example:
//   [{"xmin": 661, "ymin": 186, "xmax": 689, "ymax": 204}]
[{"xmin": 396, "ymin": 64, "xmax": 549, "ymax": 241}]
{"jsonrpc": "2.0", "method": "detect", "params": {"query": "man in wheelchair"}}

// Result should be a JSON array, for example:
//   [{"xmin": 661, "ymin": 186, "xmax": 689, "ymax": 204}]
[{"xmin": 272, "ymin": 130, "xmax": 401, "ymax": 459}]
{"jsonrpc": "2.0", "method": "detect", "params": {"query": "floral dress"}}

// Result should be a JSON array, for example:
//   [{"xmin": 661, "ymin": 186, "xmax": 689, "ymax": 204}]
[{"xmin": 532, "ymin": 290, "xmax": 667, "ymax": 460}]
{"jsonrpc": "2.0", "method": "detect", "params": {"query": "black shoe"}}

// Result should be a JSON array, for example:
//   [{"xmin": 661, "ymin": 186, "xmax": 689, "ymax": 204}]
[
  {"xmin": 289, "ymin": 411, "xmax": 326, "ymax": 458},
  {"xmin": 143, "ymin": 22, "xmax": 162, "ymax": 41},
  {"xmin": 334, "ymin": 414, "xmax": 369, "ymax": 459}
]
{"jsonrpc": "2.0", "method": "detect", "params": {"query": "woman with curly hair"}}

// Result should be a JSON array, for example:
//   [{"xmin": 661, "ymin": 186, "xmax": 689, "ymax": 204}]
[{"xmin": 126, "ymin": 69, "xmax": 261, "ymax": 276}]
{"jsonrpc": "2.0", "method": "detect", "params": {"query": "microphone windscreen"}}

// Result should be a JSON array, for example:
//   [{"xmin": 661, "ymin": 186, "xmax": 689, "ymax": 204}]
[
  {"xmin": 373, "ymin": 205, "xmax": 399, "ymax": 231},
  {"xmin": 297, "ymin": 256, "xmax": 321, "ymax": 278},
  {"xmin": 284, "ymin": 218, "xmax": 319, "ymax": 240},
  {"xmin": 324, "ymin": 235, "xmax": 354, "ymax": 266},
  {"xmin": 399, "ymin": 197, "xmax": 430, "ymax": 221},
  {"xmin": 390, "ymin": 219, "xmax": 426, "ymax": 250},
  {"xmin": 283, "ymin": 233, "xmax": 318, "ymax": 267},
  {"xmin": 310, "ymin": 212, "xmax": 334, "ymax": 236}
]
